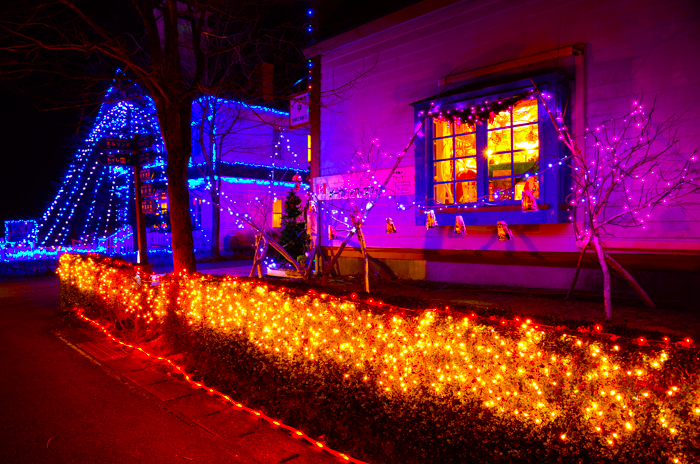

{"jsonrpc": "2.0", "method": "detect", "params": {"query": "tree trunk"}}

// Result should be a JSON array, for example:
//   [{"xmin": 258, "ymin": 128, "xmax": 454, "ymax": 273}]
[
  {"xmin": 305, "ymin": 240, "xmax": 319, "ymax": 279},
  {"xmin": 249, "ymin": 234, "xmax": 267, "ymax": 278},
  {"xmin": 593, "ymin": 234, "xmax": 612, "ymax": 319},
  {"xmin": 356, "ymin": 223, "xmax": 370, "ymax": 294},
  {"xmin": 249, "ymin": 234, "xmax": 261, "ymax": 278},
  {"xmin": 210, "ymin": 188, "xmax": 221, "ymax": 259},
  {"xmin": 321, "ymin": 231, "xmax": 355, "ymax": 285},
  {"xmin": 605, "ymin": 254, "xmax": 656, "ymax": 308},
  {"xmin": 566, "ymin": 236, "xmax": 592, "ymax": 300},
  {"xmin": 257, "ymin": 236, "xmax": 268, "ymax": 278},
  {"xmin": 163, "ymin": 101, "xmax": 197, "ymax": 273}
]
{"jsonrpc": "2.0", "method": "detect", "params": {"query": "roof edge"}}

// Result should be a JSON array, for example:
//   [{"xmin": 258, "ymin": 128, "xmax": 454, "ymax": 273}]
[{"xmin": 304, "ymin": 0, "xmax": 464, "ymax": 58}]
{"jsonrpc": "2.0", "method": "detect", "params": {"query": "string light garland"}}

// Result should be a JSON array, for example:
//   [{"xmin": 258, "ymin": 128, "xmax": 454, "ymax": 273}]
[
  {"xmin": 71, "ymin": 308, "xmax": 365, "ymax": 464},
  {"xmin": 58, "ymin": 254, "xmax": 700, "ymax": 464}
]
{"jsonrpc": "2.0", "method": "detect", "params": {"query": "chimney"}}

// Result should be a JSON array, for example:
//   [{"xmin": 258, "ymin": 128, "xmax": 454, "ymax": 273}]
[{"xmin": 255, "ymin": 62, "xmax": 274, "ymax": 102}]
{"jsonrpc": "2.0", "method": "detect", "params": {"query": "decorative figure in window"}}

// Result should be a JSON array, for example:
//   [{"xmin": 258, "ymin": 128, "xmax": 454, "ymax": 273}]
[
  {"xmin": 497, "ymin": 221, "xmax": 514, "ymax": 241},
  {"xmin": 292, "ymin": 173, "xmax": 302, "ymax": 191},
  {"xmin": 308, "ymin": 200, "xmax": 317, "ymax": 213},
  {"xmin": 455, "ymin": 215, "xmax": 467, "ymax": 234},
  {"xmin": 426, "ymin": 210, "xmax": 439, "ymax": 229},
  {"xmin": 386, "ymin": 218, "xmax": 397, "ymax": 234},
  {"xmin": 521, "ymin": 183, "xmax": 538, "ymax": 212},
  {"xmin": 328, "ymin": 224, "xmax": 338, "ymax": 240}
]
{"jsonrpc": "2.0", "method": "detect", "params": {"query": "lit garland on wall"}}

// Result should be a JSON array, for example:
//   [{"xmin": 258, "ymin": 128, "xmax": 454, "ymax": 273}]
[{"xmin": 58, "ymin": 254, "xmax": 700, "ymax": 464}]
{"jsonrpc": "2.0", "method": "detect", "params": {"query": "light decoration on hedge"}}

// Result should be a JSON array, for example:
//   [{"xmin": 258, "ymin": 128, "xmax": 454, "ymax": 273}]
[{"xmin": 58, "ymin": 254, "xmax": 700, "ymax": 463}]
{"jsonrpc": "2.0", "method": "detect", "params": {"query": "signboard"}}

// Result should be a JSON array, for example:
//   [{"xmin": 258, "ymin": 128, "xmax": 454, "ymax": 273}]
[
  {"xmin": 289, "ymin": 93, "xmax": 309, "ymax": 128},
  {"xmin": 98, "ymin": 137, "xmax": 133, "ymax": 151},
  {"xmin": 97, "ymin": 134, "xmax": 154, "ymax": 152},
  {"xmin": 97, "ymin": 153, "xmax": 134, "ymax": 166},
  {"xmin": 141, "ymin": 198, "xmax": 157, "ymax": 214},
  {"xmin": 135, "ymin": 134, "xmax": 154, "ymax": 150},
  {"xmin": 4, "ymin": 220, "xmax": 38, "ymax": 244},
  {"xmin": 139, "ymin": 168, "xmax": 153, "ymax": 182},
  {"xmin": 138, "ymin": 151, "xmax": 156, "ymax": 166},
  {"xmin": 313, "ymin": 166, "xmax": 415, "ymax": 201},
  {"xmin": 140, "ymin": 184, "xmax": 157, "ymax": 197}
]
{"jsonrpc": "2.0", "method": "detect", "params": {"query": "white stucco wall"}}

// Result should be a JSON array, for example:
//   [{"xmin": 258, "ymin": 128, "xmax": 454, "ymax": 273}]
[{"xmin": 312, "ymin": 0, "xmax": 700, "ymax": 257}]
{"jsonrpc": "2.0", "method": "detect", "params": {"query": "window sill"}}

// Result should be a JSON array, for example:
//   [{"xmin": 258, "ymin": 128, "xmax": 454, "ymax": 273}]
[{"xmin": 421, "ymin": 204, "xmax": 549, "ymax": 214}]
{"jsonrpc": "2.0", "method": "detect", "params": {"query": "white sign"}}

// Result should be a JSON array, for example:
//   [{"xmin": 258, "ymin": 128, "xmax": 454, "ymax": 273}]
[
  {"xmin": 313, "ymin": 166, "xmax": 415, "ymax": 201},
  {"xmin": 289, "ymin": 93, "xmax": 309, "ymax": 128}
]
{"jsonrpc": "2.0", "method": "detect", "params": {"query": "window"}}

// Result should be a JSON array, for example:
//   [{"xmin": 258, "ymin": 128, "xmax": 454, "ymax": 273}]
[
  {"xmin": 432, "ymin": 97, "xmax": 540, "ymax": 205},
  {"xmin": 272, "ymin": 198, "xmax": 283, "ymax": 228},
  {"xmin": 414, "ymin": 74, "xmax": 570, "ymax": 225}
]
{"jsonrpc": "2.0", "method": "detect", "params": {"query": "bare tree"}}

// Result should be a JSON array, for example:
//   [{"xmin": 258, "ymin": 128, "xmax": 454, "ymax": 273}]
[
  {"xmin": 192, "ymin": 96, "xmax": 282, "ymax": 259},
  {"xmin": 535, "ymin": 82, "xmax": 700, "ymax": 318},
  {"xmin": 316, "ymin": 121, "xmax": 427, "ymax": 292},
  {"xmin": 0, "ymin": 0, "xmax": 313, "ymax": 272}
]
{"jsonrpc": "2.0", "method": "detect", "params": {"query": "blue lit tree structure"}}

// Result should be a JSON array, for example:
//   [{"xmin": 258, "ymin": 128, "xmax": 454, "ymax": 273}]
[{"xmin": 38, "ymin": 88, "xmax": 166, "ymax": 247}]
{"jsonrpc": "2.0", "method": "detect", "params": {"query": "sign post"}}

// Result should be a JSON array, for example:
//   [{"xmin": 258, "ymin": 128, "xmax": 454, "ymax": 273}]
[
  {"xmin": 97, "ymin": 134, "xmax": 155, "ymax": 266},
  {"xmin": 289, "ymin": 93, "xmax": 309, "ymax": 129}
]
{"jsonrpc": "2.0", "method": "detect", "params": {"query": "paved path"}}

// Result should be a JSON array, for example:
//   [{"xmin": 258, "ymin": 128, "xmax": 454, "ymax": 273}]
[{"xmin": 0, "ymin": 275, "xmax": 334, "ymax": 464}]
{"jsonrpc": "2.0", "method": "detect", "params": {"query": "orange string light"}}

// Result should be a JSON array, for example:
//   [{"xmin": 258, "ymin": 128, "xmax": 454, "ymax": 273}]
[
  {"xmin": 72, "ymin": 308, "xmax": 365, "ymax": 464},
  {"xmin": 58, "ymin": 254, "xmax": 700, "ymax": 463}
]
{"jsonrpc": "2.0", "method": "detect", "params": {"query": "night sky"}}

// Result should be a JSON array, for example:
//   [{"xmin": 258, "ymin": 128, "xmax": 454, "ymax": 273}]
[
  {"xmin": 0, "ymin": 88, "xmax": 81, "ymax": 233},
  {"xmin": 0, "ymin": 0, "xmax": 419, "ymax": 239}
]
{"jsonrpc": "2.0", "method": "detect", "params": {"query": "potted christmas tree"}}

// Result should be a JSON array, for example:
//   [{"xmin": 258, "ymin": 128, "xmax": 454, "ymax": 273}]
[{"xmin": 267, "ymin": 189, "xmax": 309, "ymax": 278}]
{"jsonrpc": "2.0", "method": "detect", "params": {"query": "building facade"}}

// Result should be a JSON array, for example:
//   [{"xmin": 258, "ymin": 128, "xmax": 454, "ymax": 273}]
[{"xmin": 306, "ymin": 0, "xmax": 700, "ymax": 299}]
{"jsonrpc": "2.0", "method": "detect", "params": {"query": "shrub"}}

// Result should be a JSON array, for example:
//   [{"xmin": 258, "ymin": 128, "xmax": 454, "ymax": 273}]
[{"xmin": 58, "ymin": 254, "xmax": 700, "ymax": 464}]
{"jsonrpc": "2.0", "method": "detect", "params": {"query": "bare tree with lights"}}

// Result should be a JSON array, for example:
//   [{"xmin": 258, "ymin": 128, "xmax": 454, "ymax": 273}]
[
  {"xmin": 535, "ymin": 83, "xmax": 700, "ymax": 318},
  {"xmin": 192, "ymin": 96, "xmax": 288, "ymax": 260},
  {"xmin": 318, "ymin": 124, "xmax": 427, "ymax": 293}
]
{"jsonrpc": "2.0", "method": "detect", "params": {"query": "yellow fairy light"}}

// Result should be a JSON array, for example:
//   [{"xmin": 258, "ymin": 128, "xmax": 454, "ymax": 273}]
[{"xmin": 58, "ymin": 254, "xmax": 700, "ymax": 461}]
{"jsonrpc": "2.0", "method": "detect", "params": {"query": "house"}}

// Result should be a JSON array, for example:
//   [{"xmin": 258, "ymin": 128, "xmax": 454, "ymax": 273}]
[
  {"xmin": 305, "ymin": 0, "xmax": 700, "ymax": 300},
  {"xmin": 187, "ymin": 97, "xmax": 310, "ymax": 249}
]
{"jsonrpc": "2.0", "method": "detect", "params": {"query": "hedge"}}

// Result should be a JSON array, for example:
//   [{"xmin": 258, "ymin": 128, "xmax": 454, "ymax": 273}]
[{"xmin": 58, "ymin": 254, "xmax": 700, "ymax": 464}]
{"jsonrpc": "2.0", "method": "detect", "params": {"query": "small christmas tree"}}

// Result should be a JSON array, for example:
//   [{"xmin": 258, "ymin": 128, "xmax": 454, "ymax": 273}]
[{"xmin": 279, "ymin": 189, "xmax": 308, "ymax": 261}]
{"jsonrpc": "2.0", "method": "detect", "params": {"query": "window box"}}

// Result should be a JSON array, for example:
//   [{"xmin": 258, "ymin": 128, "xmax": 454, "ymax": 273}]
[{"xmin": 413, "ymin": 74, "xmax": 571, "ymax": 226}]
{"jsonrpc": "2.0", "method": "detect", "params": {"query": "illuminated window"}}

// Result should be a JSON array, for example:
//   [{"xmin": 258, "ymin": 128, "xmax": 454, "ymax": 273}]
[
  {"xmin": 415, "ymin": 74, "xmax": 571, "ymax": 225},
  {"xmin": 272, "ymin": 199, "xmax": 283, "ymax": 228},
  {"xmin": 432, "ymin": 98, "xmax": 539, "ymax": 205},
  {"xmin": 307, "ymin": 134, "xmax": 312, "ymax": 163}
]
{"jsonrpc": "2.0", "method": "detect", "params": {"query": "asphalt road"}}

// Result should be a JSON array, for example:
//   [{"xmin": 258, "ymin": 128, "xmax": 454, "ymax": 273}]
[{"xmin": 0, "ymin": 275, "xmax": 243, "ymax": 463}]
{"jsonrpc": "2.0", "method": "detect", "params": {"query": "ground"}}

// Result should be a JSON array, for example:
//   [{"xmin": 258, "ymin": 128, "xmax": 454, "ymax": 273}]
[{"xmin": 0, "ymin": 273, "xmax": 335, "ymax": 464}]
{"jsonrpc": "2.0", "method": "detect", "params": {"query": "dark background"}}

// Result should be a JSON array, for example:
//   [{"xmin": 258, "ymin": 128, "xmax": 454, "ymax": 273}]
[{"xmin": 0, "ymin": 0, "xmax": 420, "ymax": 238}]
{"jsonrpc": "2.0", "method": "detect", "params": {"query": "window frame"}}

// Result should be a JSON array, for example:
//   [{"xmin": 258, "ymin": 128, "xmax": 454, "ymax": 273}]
[{"xmin": 413, "ymin": 74, "xmax": 571, "ymax": 226}]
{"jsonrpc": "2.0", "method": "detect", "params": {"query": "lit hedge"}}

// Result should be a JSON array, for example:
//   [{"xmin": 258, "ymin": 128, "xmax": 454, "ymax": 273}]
[{"xmin": 58, "ymin": 254, "xmax": 700, "ymax": 464}]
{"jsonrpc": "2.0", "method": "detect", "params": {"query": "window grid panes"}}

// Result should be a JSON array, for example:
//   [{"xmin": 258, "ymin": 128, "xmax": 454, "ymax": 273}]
[
  {"xmin": 431, "ymin": 97, "xmax": 540, "ymax": 206},
  {"xmin": 433, "ymin": 119, "xmax": 477, "ymax": 206},
  {"xmin": 272, "ymin": 198, "xmax": 283, "ymax": 228},
  {"xmin": 487, "ymin": 98, "xmax": 539, "ymax": 202}
]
